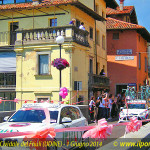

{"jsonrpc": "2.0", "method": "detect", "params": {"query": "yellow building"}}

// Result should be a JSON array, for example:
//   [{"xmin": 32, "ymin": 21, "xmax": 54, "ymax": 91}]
[{"xmin": 0, "ymin": 0, "xmax": 117, "ymax": 110}]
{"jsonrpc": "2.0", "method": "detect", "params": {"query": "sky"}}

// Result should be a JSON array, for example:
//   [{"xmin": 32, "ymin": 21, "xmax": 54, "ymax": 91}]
[{"xmin": 115, "ymin": 0, "xmax": 150, "ymax": 33}]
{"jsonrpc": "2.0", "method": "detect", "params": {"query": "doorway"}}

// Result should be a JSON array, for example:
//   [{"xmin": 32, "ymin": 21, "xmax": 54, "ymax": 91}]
[
  {"xmin": 116, "ymin": 84, "xmax": 127, "ymax": 96},
  {"xmin": 10, "ymin": 22, "xmax": 19, "ymax": 45}
]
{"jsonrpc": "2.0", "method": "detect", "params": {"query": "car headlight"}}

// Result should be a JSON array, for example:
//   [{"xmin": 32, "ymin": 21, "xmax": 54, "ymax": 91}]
[{"xmin": 139, "ymin": 111, "xmax": 147, "ymax": 116}]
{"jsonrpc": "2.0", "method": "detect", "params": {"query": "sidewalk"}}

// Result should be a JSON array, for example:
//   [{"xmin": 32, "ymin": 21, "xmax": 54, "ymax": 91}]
[{"xmin": 97, "ymin": 122, "xmax": 150, "ymax": 150}]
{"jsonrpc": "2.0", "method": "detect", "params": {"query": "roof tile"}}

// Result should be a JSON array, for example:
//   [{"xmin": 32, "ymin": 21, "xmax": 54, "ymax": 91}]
[
  {"xmin": 106, "ymin": 17, "xmax": 144, "ymax": 30},
  {"xmin": 0, "ymin": 0, "xmax": 76, "ymax": 10},
  {"xmin": 106, "ymin": 6, "xmax": 134, "ymax": 15}
]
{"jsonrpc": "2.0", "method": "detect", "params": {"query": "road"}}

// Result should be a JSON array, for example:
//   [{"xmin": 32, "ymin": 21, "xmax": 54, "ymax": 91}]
[
  {"xmin": 83, "ymin": 118, "xmax": 149, "ymax": 150},
  {"xmin": 83, "ymin": 118, "xmax": 126, "ymax": 150}
]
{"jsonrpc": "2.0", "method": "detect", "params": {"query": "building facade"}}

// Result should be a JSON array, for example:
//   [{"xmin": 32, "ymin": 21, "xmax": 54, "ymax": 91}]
[
  {"xmin": 106, "ymin": 1, "xmax": 150, "ymax": 96},
  {"xmin": 0, "ymin": 0, "xmax": 117, "ymax": 110}
]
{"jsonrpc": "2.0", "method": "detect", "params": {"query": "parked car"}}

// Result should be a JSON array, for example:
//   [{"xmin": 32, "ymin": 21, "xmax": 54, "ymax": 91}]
[
  {"xmin": 119, "ymin": 99, "xmax": 150, "ymax": 123},
  {"xmin": 0, "ymin": 102, "xmax": 88, "ymax": 150}
]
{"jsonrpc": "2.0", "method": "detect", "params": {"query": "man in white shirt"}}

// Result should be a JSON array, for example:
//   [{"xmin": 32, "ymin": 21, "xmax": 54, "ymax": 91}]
[{"xmin": 79, "ymin": 22, "xmax": 85, "ymax": 30}]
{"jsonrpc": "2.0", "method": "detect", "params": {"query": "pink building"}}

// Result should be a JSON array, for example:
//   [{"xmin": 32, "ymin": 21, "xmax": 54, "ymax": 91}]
[{"xmin": 106, "ymin": 1, "xmax": 150, "ymax": 96}]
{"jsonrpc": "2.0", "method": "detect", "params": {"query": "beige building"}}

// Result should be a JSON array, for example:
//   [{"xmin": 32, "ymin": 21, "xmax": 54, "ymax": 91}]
[{"xmin": 0, "ymin": 0, "xmax": 117, "ymax": 110}]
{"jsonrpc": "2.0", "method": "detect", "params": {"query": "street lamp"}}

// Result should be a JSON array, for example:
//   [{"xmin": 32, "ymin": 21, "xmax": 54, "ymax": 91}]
[{"xmin": 56, "ymin": 35, "xmax": 64, "ymax": 101}]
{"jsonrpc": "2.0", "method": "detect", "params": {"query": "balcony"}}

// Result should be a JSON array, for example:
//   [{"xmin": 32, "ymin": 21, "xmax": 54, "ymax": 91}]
[
  {"xmin": 14, "ymin": 25, "xmax": 89, "ymax": 47},
  {"xmin": 88, "ymin": 73, "xmax": 110, "ymax": 90}
]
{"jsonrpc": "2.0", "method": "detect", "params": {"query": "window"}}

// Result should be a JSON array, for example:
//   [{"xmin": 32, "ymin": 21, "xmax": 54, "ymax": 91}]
[
  {"xmin": 102, "ymin": 11, "xmax": 105, "ymax": 18},
  {"xmin": 0, "ymin": 73, "xmax": 16, "ymax": 86},
  {"xmin": 95, "ymin": 4, "xmax": 99, "ymax": 14},
  {"xmin": 96, "ymin": 30, "xmax": 100, "ymax": 45},
  {"xmin": 36, "ymin": 51, "xmax": 51, "ymax": 76},
  {"xmin": 8, "ymin": 109, "xmax": 46, "ymax": 123},
  {"xmin": 10, "ymin": 22, "xmax": 19, "ymax": 45},
  {"xmin": 50, "ymin": 18, "xmax": 57, "ymax": 27},
  {"xmin": 139, "ymin": 53, "xmax": 141, "ymax": 70},
  {"xmin": 113, "ymin": 33, "xmax": 119, "ymax": 40},
  {"xmin": 102, "ymin": 35, "xmax": 105, "ymax": 50},
  {"xmin": 89, "ymin": 27, "xmax": 93, "ymax": 39},
  {"xmin": 89, "ymin": 59, "xmax": 93, "ymax": 74},
  {"xmin": 0, "ymin": 92, "xmax": 16, "ymax": 111},
  {"xmin": 37, "ymin": 97, "xmax": 49, "ymax": 103},
  {"xmin": 49, "ymin": 111, "xmax": 58, "ymax": 123},
  {"xmin": 50, "ymin": 18, "xmax": 57, "ymax": 34},
  {"xmin": 39, "ymin": 55, "xmax": 49, "ymax": 75},
  {"xmin": 68, "ymin": 107, "xmax": 81, "ymax": 120},
  {"xmin": 139, "ymin": 35, "xmax": 140, "ymax": 42},
  {"xmin": 60, "ymin": 107, "xmax": 69, "ymax": 123},
  {"xmin": 145, "ymin": 57, "xmax": 147, "ymax": 72}
]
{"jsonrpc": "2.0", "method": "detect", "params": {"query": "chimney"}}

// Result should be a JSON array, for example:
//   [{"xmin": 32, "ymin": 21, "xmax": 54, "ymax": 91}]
[
  {"xmin": 119, "ymin": 0, "xmax": 124, "ymax": 11},
  {"xmin": 32, "ymin": 0, "xmax": 41, "ymax": 5}
]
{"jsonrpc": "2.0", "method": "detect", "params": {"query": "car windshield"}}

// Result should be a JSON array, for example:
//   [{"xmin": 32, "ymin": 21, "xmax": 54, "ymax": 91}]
[
  {"xmin": 49, "ymin": 111, "xmax": 58, "ymax": 123},
  {"xmin": 8, "ymin": 109, "xmax": 46, "ymax": 123},
  {"xmin": 124, "ymin": 104, "xmax": 146, "ymax": 109}
]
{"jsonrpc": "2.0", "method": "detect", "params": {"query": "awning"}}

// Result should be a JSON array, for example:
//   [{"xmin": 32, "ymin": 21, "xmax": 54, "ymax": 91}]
[{"xmin": 0, "ymin": 52, "xmax": 16, "ymax": 73}]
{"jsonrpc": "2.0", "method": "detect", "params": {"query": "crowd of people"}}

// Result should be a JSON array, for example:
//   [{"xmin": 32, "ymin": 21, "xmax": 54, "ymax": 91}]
[{"xmin": 89, "ymin": 91, "xmax": 125, "ymax": 123}]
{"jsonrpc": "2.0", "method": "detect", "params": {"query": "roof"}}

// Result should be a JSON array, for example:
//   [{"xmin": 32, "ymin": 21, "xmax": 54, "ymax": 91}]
[
  {"xmin": 106, "ymin": 17, "xmax": 150, "ymax": 42},
  {"xmin": 106, "ymin": 6, "xmax": 134, "ymax": 15},
  {"xmin": 0, "ymin": 0, "xmax": 105, "ymax": 21},
  {"xmin": 106, "ymin": 6, "xmax": 138, "ymax": 24},
  {"xmin": 106, "ymin": 17, "xmax": 143, "ymax": 30}
]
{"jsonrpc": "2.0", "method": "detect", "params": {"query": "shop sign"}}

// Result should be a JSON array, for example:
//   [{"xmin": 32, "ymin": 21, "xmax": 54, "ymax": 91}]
[
  {"xmin": 115, "ymin": 56, "xmax": 134, "ymax": 61},
  {"xmin": 117, "ymin": 49, "xmax": 132, "ymax": 55}
]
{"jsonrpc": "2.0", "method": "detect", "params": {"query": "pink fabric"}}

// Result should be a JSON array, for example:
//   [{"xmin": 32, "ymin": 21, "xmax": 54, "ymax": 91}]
[
  {"xmin": 82, "ymin": 118, "xmax": 113, "ymax": 139},
  {"xmin": 14, "ymin": 98, "xmax": 19, "ymax": 103},
  {"xmin": 125, "ymin": 117, "xmax": 142, "ymax": 133}
]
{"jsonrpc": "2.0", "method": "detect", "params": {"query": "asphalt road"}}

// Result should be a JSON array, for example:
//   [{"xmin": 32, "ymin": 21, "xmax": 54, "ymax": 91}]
[{"xmin": 82, "ymin": 118, "xmax": 126, "ymax": 150}]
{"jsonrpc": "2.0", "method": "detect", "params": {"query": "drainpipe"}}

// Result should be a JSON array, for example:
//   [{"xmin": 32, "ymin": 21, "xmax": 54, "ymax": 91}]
[{"xmin": 94, "ymin": 0, "xmax": 98, "ymax": 75}]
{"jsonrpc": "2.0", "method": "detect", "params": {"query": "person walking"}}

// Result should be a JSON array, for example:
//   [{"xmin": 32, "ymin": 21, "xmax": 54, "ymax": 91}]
[
  {"xmin": 98, "ymin": 96, "xmax": 103, "ymax": 120},
  {"xmin": 108, "ymin": 94, "xmax": 113, "ymax": 119},
  {"xmin": 89, "ymin": 96, "xmax": 95, "ymax": 122},
  {"xmin": 94, "ymin": 97, "xmax": 100, "ymax": 122},
  {"xmin": 111, "ymin": 97, "xmax": 118, "ymax": 118}
]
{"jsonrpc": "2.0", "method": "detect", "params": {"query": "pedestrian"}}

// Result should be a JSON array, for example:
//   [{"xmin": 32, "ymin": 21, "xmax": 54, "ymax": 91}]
[
  {"xmin": 117, "ymin": 93, "xmax": 122, "ymax": 114},
  {"xmin": 94, "ymin": 97, "xmax": 100, "ymax": 122},
  {"xmin": 108, "ymin": 94, "xmax": 113, "ymax": 119},
  {"xmin": 69, "ymin": 18, "xmax": 76, "ymax": 25},
  {"xmin": 111, "ymin": 97, "xmax": 118, "ymax": 118},
  {"xmin": 89, "ymin": 96, "xmax": 95, "ymax": 122},
  {"xmin": 102, "ymin": 94, "xmax": 108, "ymax": 119},
  {"xmin": 79, "ymin": 22, "xmax": 85, "ymax": 30},
  {"xmin": 98, "ymin": 96, "xmax": 103, "ymax": 120}
]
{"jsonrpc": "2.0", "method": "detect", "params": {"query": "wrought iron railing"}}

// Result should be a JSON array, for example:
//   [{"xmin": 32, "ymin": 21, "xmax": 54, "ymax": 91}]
[{"xmin": 88, "ymin": 73, "xmax": 110, "ymax": 88}]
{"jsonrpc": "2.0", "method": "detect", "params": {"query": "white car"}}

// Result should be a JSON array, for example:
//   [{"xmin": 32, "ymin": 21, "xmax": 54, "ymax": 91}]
[
  {"xmin": 119, "ymin": 99, "xmax": 150, "ymax": 123},
  {"xmin": 0, "ymin": 103, "xmax": 88, "ymax": 150}
]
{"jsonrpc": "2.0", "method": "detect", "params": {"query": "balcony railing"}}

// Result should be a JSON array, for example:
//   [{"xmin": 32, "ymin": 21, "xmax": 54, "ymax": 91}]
[
  {"xmin": 15, "ymin": 25, "xmax": 89, "ymax": 47},
  {"xmin": 0, "ymin": 31, "xmax": 17, "ymax": 46},
  {"xmin": 88, "ymin": 73, "xmax": 110, "ymax": 89}
]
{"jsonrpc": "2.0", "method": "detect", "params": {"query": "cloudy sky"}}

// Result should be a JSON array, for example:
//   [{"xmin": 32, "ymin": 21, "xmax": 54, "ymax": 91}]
[{"xmin": 115, "ymin": 0, "xmax": 150, "ymax": 32}]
